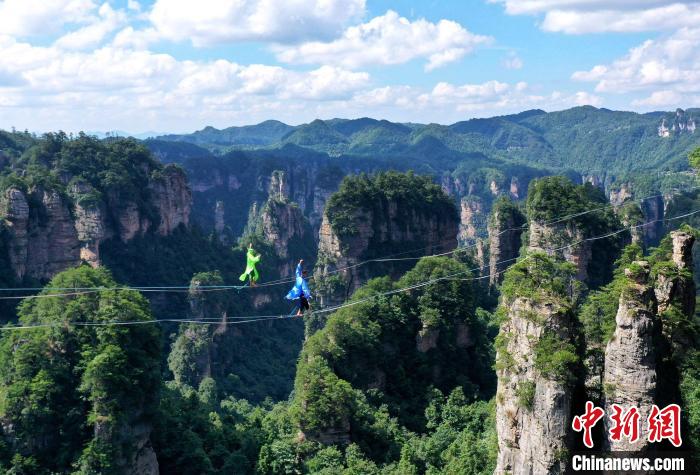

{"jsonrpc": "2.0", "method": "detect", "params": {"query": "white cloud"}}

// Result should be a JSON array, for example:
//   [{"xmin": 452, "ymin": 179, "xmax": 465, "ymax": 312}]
[
  {"xmin": 491, "ymin": 0, "xmax": 700, "ymax": 33},
  {"xmin": 572, "ymin": 27, "xmax": 700, "ymax": 106},
  {"xmin": 573, "ymin": 91, "xmax": 602, "ymax": 106},
  {"xmin": 0, "ymin": 0, "xmax": 97, "ymax": 37},
  {"xmin": 54, "ymin": 3, "xmax": 127, "ymax": 50},
  {"xmin": 111, "ymin": 26, "xmax": 160, "ymax": 50},
  {"xmin": 149, "ymin": 0, "xmax": 366, "ymax": 46},
  {"xmin": 503, "ymin": 52, "xmax": 523, "ymax": 69},
  {"xmin": 350, "ymin": 80, "xmax": 594, "ymax": 118},
  {"xmin": 280, "ymin": 66, "xmax": 369, "ymax": 99},
  {"xmin": 632, "ymin": 90, "xmax": 683, "ymax": 106},
  {"xmin": 0, "ymin": 30, "xmax": 598, "ymax": 132},
  {"xmin": 275, "ymin": 10, "xmax": 491, "ymax": 71},
  {"xmin": 0, "ymin": 1, "xmax": 612, "ymax": 133},
  {"xmin": 0, "ymin": 33, "xmax": 372, "ymax": 132}
]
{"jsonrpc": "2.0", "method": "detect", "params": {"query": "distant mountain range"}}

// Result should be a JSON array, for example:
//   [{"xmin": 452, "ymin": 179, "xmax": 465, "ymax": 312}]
[{"xmin": 153, "ymin": 107, "xmax": 700, "ymax": 177}]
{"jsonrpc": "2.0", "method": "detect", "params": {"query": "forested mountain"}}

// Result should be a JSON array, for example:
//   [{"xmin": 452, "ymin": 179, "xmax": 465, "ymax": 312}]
[
  {"xmin": 155, "ymin": 106, "xmax": 700, "ymax": 176},
  {"xmin": 0, "ymin": 114, "xmax": 699, "ymax": 473},
  {"xmin": 158, "ymin": 120, "xmax": 295, "ymax": 152},
  {"xmin": 149, "ymin": 106, "xmax": 700, "ymax": 254}
]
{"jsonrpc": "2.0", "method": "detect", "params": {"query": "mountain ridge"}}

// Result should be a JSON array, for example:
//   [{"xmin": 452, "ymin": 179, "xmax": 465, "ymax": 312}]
[{"xmin": 153, "ymin": 106, "xmax": 700, "ymax": 176}]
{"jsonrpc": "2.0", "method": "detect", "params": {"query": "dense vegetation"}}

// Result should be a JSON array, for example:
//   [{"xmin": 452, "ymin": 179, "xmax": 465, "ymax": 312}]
[
  {"xmin": 0, "ymin": 266, "xmax": 161, "ymax": 474},
  {"xmin": 326, "ymin": 171, "xmax": 457, "ymax": 239},
  {"xmin": 0, "ymin": 126, "xmax": 699, "ymax": 473},
  {"xmin": 526, "ymin": 176, "xmax": 626, "ymax": 287},
  {"xmin": 257, "ymin": 256, "xmax": 499, "ymax": 473},
  {"xmin": 102, "ymin": 228, "xmax": 304, "ymax": 404},
  {"xmin": 0, "ymin": 132, "xmax": 163, "ymax": 212},
  {"xmin": 155, "ymin": 107, "xmax": 700, "ymax": 177}
]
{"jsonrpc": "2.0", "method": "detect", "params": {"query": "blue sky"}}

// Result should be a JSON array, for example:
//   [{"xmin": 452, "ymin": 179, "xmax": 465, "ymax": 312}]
[{"xmin": 0, "ymin": 0, "xmax": 697, "ymax": 133}]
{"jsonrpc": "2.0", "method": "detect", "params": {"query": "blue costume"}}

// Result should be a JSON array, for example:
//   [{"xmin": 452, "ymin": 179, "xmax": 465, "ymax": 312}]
[
  {"xmin": 286, "ymin": 262, "xmax": 311, "ymax": 300},
  {"xmin": 286, "ymin": 262, "xmax": 311, "ymax": 315}
]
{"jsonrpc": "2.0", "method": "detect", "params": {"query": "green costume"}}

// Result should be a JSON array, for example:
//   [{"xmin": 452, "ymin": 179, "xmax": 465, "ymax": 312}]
[{"xmin": 239, "ymin": 247, "xmax": 261, "ymax": 283}]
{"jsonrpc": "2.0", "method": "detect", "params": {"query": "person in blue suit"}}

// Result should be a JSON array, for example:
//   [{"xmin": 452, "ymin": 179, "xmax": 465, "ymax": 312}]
[{"xmin": 286, "ymin": 259, "xmax": 311, "ymax": 317}]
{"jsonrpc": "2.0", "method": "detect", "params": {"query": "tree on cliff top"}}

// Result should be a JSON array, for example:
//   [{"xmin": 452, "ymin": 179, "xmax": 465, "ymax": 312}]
[
  {"xmin": 0, "ymin": 265, "xmax": 161, "ymax": 474},
  {"xmin": 0, "ymin": 133, "xmax": 171, "ymax": 216},
  {"xmin": 279, "ymin": 256, "xmax": 496, "ymax": 471},
  {"xmin": 325, "ymin": 171, "xmax": 457, "ymax": 238},
  {"xmin": 526, "ymin": 175, "xmax": 625, "ymax": 288}
]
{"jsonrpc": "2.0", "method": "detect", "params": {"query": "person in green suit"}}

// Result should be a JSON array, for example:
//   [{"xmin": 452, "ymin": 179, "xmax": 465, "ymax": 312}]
[{"xmin": 239, "ymin": 243, "xmax": 261, "ymax": 286}]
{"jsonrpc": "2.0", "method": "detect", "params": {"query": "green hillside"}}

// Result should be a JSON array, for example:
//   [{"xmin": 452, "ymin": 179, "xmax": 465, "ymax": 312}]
[{"xmin": 154, "ymin": 107, "xmax": 700, "ymax": 179}]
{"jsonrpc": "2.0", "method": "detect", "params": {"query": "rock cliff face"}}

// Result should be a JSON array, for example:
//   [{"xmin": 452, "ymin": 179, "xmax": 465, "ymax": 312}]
[
  {"xmin": 602, "ymin": 261, "xmax": 659, "ymax": 452},
  {"xmin": 70, "ymin": 181, "xmax": 108, "ymax": 266},
  {"xmin": 458, "ymin": 197, "xmax": 484, "ymax": 243},
  {"xmin": 214, "ymin": 201, "xmax": 226, "ymax": 241},
  {"xmin": 492, "ymin": 229, "xmax": 695, "ymax": 471},
  {"xmin": 609, "ymin": 184, "xmax": 633, "ymax": 207},
  {"xmin": 495, "ymin": 295, "xmax": 575, "ymax": 474},
  {"xmin": 149, "ymin": 166, "xmax": 191, "ymax": 236},
  {"xmin": 655, "ymin": 231, "xmax": 696, "ymax": 317},
  {"xmin": 259, "ymin": 198, "xmax": 314, "ymax": 277},
  {"xmin": 640, "ymin": 195, "xmax": 666, "ymax": 246},
  {"xmin": 0, "ymin": 166, "xmax": 191, "ymax": 282},
  {"xmin": 528, "ymin": 221, "xmax": 592, "ymax": 281},
  {"xmin": 615, "ymin": 200, "xmax": 646, "ymax": 246},
  {"xmin": 600, "ymin": 232, "xmax": 696, "ymax": 451},
  {"xmin": 169, "ymin": 275, "xmax": 228, "ymax": 388},
  {"xmin": 188, "ymin": 161, "xmax": 341, "ymax": 240},
  {"xmin": 654, "ymin": 231, "xmax": 697, "ymax": 366},
  {"xmin": 440, "ymin": 171, "xmax": 542, "ymax": 248},
  {"xmin": 658, "ymin": 109, "xmax": 696, "ymax": 137},
  {"xmin": 315, "ymin": 199, "xmax": 458, "ymax": 307},
  {"xmin": 1, "ymin": 186, "xmax": 81, "ymax": 280},
  {"xmin": 510, "ymin": 177, "xmax": 521, "ymax": 199},
  {"xmin": 93, "ymin": 410, "xmax": 159, "ymax": 475},
  {"xmin": 1, "ymin": 187, "xmax": 31, "ymax": 279},
  {"xmin": 488, "ymin": 199, "xmax": 525, "ymax": 286}
]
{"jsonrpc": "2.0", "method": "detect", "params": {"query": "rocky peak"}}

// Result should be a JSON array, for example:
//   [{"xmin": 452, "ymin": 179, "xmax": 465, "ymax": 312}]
[
  {"xmin": 603, "ymin": 260, "xmax": 659, "ymax": 452},
  {"xmin": 260, "ymin": 198, "xmax": 314, "ymax": 277},
  {"xmin": 315, "ymin": 203, "xmax": 457, "ymax": 305},
  {"xmin": 525, "ymin": 177, "xmax": 626, "ymax": 285},
  {"xmin": 0, "ymin": 187, "xmax": 30, "ymax": 279},
  {"xmin": 268, "ymin": 170, "xmax": 290, "ymax": 202},
  {"xmin": 528, "ymin": 220, "xmax": 592, "ymax": 281},
  {"xmin": 70, "ymin": 180, "xmax": 108, "ymax": 266},
  {"xmin": 655, "ymin": 231, "xmax": 696, "ymax": 318},
  {"xmin": 670, "ymin": 230, "xmax": 694, "ymax": 269},
  {"xmin": 149, "ymin": 165, "xmax": 192, "ymax": 236},
  {"xmin": 640, "ymin": 195, "xmax": 666, "ymax": 246},
  {"xmin": 582, "ymin": 174, "xmax": 603, "ymax": 189},
  {"xmin": 495, "ymin": 296, "xmax": 575, "ymax": 474},
  {"xmin": 214, "ymin": 200, "xmax": 227, "ymax": 243},
  {"xmin": 458, "ymin": 197, "xmax": 484, "ymax": 243},
  {"xmin": 510, "ymin": 176, "xmax": 520, "ymax": 199},
  {"xmin": 658, "ymin": 109, "xmax": 696, "ymax": 137},
  {"xmin": 487, "ymin": 198, "xmax": 525, "ymax": 286},
  {"xmin": 315, "ymin": 174, "xmax": 458, "ymax": 307},
  {"xmin": 609, "ymin": 183, "xmax": 633, "ymax": 207},
  {"xmin": 0, "ymin": 164, "xmax": 192, "ymax": 282}
]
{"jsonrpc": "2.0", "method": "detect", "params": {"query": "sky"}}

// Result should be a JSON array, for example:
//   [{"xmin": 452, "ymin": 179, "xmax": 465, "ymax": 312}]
[{"xmin": 0, "ymin": 0, "xmax": 698, "ymax": 134}]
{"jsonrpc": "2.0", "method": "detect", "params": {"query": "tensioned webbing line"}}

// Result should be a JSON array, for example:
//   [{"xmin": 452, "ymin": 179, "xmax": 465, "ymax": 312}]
[
  {"xmin": 1, "ymin": 207, "xmax": 698, "ymax": 331},
  {"xmin": 1, "ymin": 184, "xmax": 697, "ymax": 295}
]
